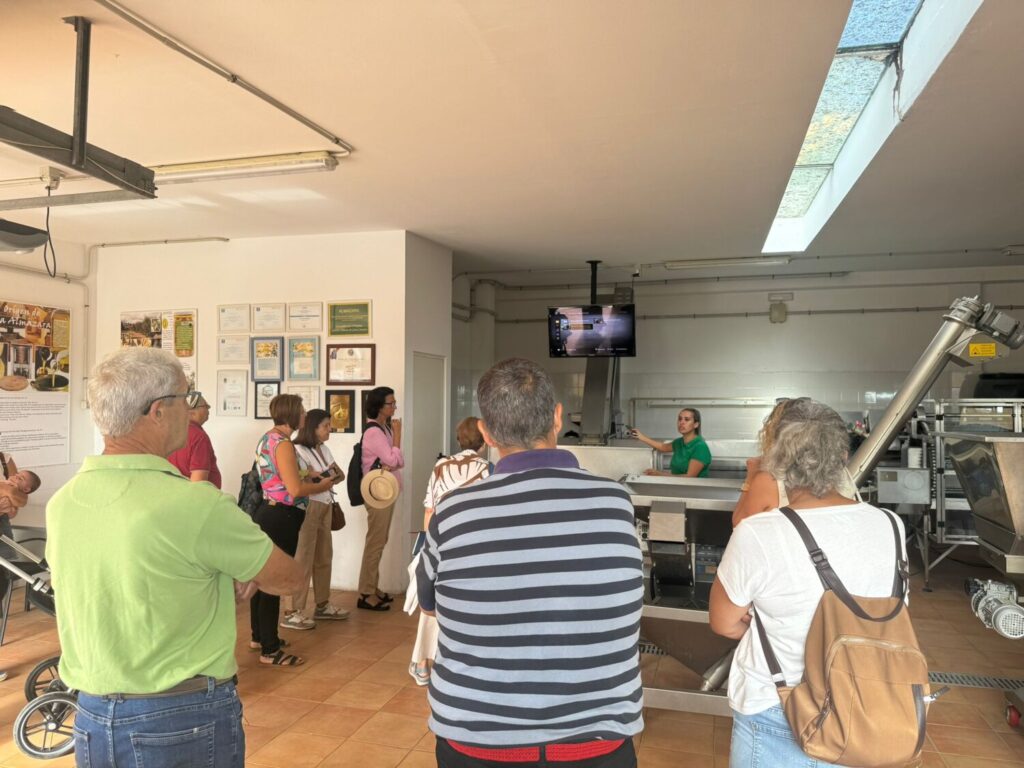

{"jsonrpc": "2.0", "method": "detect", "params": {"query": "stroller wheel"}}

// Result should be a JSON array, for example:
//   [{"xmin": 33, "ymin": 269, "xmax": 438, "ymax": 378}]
[
  {"xmin": 13, "ymin": 690, "xmax": 79, "ymax": 759},
  {"xmin": 25, "ymin": 656, "xmax": 64, "ymax": 701}
]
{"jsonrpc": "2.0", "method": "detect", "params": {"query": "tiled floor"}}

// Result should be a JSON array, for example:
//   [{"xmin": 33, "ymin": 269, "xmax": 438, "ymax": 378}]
[{"xmin": 0, "ymin": 553, "xmax": 1022, "ymax": 767}]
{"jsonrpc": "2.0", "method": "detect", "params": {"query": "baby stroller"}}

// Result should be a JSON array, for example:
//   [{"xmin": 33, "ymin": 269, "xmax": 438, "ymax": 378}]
[{"xmin": 0, "ymin": 535, "xmax": 77, "ymax": 760}]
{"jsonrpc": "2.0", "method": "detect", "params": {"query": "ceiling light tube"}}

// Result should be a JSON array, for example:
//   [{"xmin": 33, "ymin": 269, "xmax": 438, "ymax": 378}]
[
  {"xmin": 152, "ymin": 151, "xmax": 339, "ymax": 185},
  {"xmin": 663, "ymin": 256, "xmax": 791, "ymax": 270}
]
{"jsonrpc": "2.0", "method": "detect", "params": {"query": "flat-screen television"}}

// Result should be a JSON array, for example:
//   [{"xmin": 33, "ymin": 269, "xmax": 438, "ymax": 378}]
[{"xmin": 548, "ymin": 304, "xmax": 636, "ymax": 358}]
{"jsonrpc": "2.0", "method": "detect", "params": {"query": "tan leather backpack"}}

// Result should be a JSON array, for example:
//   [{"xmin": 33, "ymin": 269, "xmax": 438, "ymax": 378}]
[{"xmin": 753, "ymin": 507, "xmax": 941, "ymax": 767}]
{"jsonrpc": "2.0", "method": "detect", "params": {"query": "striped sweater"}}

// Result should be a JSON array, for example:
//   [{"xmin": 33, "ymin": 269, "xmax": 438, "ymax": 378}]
[{"xmin": 416, "ymin": 448, "xmax": 644, "ymax": 747}]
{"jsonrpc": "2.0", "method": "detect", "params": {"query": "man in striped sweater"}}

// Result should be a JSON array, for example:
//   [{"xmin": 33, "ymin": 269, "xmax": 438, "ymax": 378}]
[{"xmin": 417, "ymin": 357, "xmax": 644, "ymax": 768}]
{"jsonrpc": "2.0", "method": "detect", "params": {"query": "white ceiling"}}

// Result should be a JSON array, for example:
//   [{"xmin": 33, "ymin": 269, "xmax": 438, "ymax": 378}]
[{"xmin": 1, "ymin": 0, "xmax": 1022, "ymax": 280}]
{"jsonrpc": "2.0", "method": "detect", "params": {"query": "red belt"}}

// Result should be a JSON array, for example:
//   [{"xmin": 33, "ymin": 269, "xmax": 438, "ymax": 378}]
[{"xmin": 448, "ymin": 738, "xmax": 624, "ymax": 763}]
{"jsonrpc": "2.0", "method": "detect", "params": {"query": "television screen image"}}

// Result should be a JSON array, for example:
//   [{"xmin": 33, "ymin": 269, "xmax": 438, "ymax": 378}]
[{"xmin": 548, "ymin": 304, "xmax": 636, "ymax": 358}]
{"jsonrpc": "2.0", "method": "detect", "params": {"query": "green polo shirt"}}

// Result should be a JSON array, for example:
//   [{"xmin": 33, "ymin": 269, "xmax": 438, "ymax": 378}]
[
  {"xmin": 46, "ymin": 454, "xmax": 273, "ymax": 695},
  {"xmin": 670, "ymin": 435, "xmax": 712, "ymax": 477}
]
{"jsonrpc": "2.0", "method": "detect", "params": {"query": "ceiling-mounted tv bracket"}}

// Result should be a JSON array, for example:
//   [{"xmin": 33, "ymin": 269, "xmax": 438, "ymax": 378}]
[{"xmin": 0, "ymin": 16, "xmax": 156, "ymax": 212}]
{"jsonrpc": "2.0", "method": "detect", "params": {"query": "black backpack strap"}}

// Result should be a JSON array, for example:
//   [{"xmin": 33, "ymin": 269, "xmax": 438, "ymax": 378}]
[
  {"xmin": 753, "ymin": 611, "xmax": 788, "ymax": 689},
  {"xmin": 778, "ymin": 506, "xmax": 905, "ymax": 623}
]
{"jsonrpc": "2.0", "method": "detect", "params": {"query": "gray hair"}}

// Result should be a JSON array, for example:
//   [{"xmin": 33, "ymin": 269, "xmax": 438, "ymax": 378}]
[
  {"xmin": 762, "ymin": 399, "xmax": 850, "ymax": 498},
  {"xmin": 88, "ymin": 348, "xmax": 184, "ymax": 437},
  {"xmin": 477, "ymin": 358, "xmax": 557, "ymax": 450}
]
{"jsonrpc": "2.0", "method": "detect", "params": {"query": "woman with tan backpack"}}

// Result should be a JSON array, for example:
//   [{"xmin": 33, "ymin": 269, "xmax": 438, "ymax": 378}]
[{"xmin": 710, "ymin": 399, "xmax": 932, "ymax": 767}]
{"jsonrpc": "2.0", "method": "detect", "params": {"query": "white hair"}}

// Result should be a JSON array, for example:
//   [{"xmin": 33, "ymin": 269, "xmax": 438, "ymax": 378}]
[
  {"xmin": 762, "ymin": 399, "xmax": 850, "ymax": 498},
  {"xmin": 88, "ymin": 348, "xmax": 184, "ymax": 437}
]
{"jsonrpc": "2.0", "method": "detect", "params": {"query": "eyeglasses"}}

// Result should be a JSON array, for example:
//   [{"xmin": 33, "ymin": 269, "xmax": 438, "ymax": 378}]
[
  {"xmin": 142, "ymin": 390, "xmax": 203, "ymax": 415},
  {"xmin": 384, "ymin": 399, "xmax": 397, "ymax": 407}
]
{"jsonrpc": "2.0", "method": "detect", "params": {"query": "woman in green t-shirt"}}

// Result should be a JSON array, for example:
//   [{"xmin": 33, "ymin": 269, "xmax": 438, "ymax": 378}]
[{"xmin": 632, "ymin": 408, "xmax": 712, "ymax": 478}]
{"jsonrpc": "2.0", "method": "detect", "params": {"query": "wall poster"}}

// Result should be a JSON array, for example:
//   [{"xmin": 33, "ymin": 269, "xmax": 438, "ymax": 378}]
[
  {"xmin": 0, "ymin": 300, "xmax": 71, "ymax": 466},
  {"xmin": 119, "ymin": 309, "xmax": 198, "ymax": 390}
]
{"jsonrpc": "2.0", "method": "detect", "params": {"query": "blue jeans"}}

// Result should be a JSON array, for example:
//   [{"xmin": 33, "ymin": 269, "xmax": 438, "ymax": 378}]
[
  {"xmin": 730, "ymin": 706, "xmax": 850, "ymax": 768},
  {"xmin": 75, "ymin": 678, "xmax": 244, "ymax": 768}
]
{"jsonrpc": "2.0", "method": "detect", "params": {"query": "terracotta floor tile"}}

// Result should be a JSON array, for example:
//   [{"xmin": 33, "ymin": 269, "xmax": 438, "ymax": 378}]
[
  {"xmin": 939, "ymin": 757, "xmax": 1024, "ymax": 768},
  {"xmin": 913, "ymin": 751, "xmax": 947, "ymax": 768},
  {"xmin": 381, "ymin": 687, "xmax": 432, "ymax": 718},
  {"xmin": 242, "ymin": 724, "xmax": 284, "ymax": 755},
  {"xmin": 265, "ymin": 672, "xmax": 348, "ymax": 702},
  {"xmin": 318, "ymin": 740, "xmax": 408, "ymax": 768},
  {"xmin": 397, "ymin": 750, "xmax": 437, "ymax": 768},
  {"xmin": 349, "ymin": 711, "xmax": 429, "ymax": 749},
  {"xmin": 1001, "ymin": 732, "xmax": 1024, "ymax": 760},
  {"xmin": 242, "ymin": 695, "xmax": 318, "ymax": 729},
  {"xmin": 640, "ymin": 716, "xmax": 714, "ymax": 755},
  {"xmin": 332, "ymin": 638, "xmax": 400, "ymax": 661},
  {"xmin": 306, "ymin": 654, "xmax": 376, "ymax": 681},
  {"xmin": 247, "ymin": 731, "xmax": 342, "ymax": 767},
  {"xmin": 325, "ymin": 680, "xmax": 402, "ymax": 709},
  {"xmin": 926, "ymin": 700, "xmax": 993, "ymax": 730},
  {"xmin": 288, "ymin": 704, "xmax": 377, "ymax": 738},
  {"xmin": 637, "ymin": 745, "xmax": 715, "ymax": 767},
  {"xmin": 928, "ymin": 724, "xmax": 1019, "ymax": 761},
  {"xmin": 413, "ymin": 730, "xmax": 436, "ymax": 753},
  {"xmin": 356, "ymin": 660, "xmax": 421, "ymax": 689},
  {"xmin": 382, "ymin": 642, "xmax": 417, "ymax": 665}
]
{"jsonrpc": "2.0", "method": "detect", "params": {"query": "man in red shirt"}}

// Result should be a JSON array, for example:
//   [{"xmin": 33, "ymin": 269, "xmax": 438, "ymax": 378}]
[{"xmin": 167, "ymin": 395, "xmax": 222, "ymax": 488}]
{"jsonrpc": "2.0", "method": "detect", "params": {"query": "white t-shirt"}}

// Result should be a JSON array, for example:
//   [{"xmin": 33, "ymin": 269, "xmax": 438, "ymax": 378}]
[
  {"xmin": 295, "ymin": 443, "xmax": 338, "ymax": 504},
  {"xmin": 717, "ymin": 502, "xmax": 907, "ymax": 715},
  {"xmin": 421, "ymin": 449, "xmax": 490, "ymax": 509}
]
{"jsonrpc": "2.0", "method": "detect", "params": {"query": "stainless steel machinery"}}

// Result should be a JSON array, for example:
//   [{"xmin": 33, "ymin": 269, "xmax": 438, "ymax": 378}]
[
  {"xmin": 944, "ymin": 432, "xmax": 1024, "ymax": 579},
  {"xmin": 620, "ymin": 297, "xmax": 1024, "ymax": 716}
]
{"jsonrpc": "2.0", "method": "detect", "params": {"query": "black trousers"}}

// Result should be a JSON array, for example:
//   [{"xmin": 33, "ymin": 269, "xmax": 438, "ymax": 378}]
[
  {"xmin": 250, "ymin": 500, "xmax": 304, "ymax": 654},
  {"xmin": 436, "ymin": 737, "xmax": 636, "ymax": 768}
]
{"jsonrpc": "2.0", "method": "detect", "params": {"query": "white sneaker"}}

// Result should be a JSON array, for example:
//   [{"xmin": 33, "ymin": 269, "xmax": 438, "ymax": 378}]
[
  {"xmin": 279, "ymin": 612, "xmax": 315, "ymax": 631},
  {"xmin": 314, "ymin": 604, "xmax": 350, "ymax": 621},
  {"xmin": 409, "ymin": 661, "xmax": 431, "ymax": 686}
]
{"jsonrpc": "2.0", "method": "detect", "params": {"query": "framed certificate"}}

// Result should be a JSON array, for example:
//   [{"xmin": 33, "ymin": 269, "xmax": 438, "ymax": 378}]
[
  {"xmin": 287, "ymin": 336, "xmax": 320, "ymax": 381},
  {"xmin": 285, "ymin": 383, "xmax": 320, "ymax": 410},
  {"xmin": 217, "ymin": 304, "xmax": 250, "ymax": 333},
  {"xmin": 326, "ymin": 343, "xmax": 375, "ymax": 385},
  {"xmin": 327, "ymin": 300, "xmax": 372, "ymax": 337},
  {"xmin": 326, "ymin": 389, "xmax": 356, "ymax": 433},
  {"xmin": 255, "ymin": 381, "xmax": 280, "ymax": 419},
  {"xmin": 216, "ymin": 369, "xmax": 247, "ymax": 417},
  {"xmin": 252, "ymin": 303, "xmax": 286, "ymax": 332},
  {"xmin": 288, "ymin": 302, "xmax": 323, "ymax": 332},
  {"xmin": 217, "ymin": 335, "xmax": 249, "ymax": 364},
  {"xmin": 251, "ymin": 336, "xmax": 284, "ymax": 381}
]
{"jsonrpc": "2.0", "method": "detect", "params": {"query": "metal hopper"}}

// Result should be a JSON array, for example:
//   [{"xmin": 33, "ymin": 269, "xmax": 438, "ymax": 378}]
[{"xmin": 944, "ymin": 432, "xmax": 1024, "ymax": 578}]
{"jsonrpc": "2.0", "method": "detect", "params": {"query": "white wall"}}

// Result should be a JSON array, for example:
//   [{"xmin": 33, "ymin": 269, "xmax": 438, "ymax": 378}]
[
  {"xmin": 93, "ymin": 231, "xmax": 419, "ymax": 592},
  {"xmin": 402, "ymin": 233, "xmax": 453, "ymax": 534},
  {"xmin": 0, "ymin": 242, "xmax": 93, "ymax": 527},
  {"xmin": 493, "ymin": 264, "xmax": 1024, "ymax": 442}
]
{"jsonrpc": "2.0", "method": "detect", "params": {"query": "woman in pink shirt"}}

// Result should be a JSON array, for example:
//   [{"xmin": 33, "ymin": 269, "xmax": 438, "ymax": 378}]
[{"xmin": 358, "ymin": 386, "xmax": 404, "ymax": 611}]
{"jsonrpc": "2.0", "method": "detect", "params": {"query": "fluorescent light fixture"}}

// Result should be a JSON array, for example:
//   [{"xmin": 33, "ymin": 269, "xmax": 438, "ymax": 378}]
[
  {"xmin": 663, "ymin": 256, "xmax": 791, "ymax": 270},
  {"xmin": 152, "ymin": 151, "xmax": 339, "ymax": 185},
  {"xmin": 0, "ymin": 218, "xmax": 47, "ymax": 252}
]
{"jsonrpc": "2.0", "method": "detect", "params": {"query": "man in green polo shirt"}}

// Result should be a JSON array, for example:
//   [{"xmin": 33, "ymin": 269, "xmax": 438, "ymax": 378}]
[{"xmin": 46, "ymin": 348, "xmax": 304, "ymax": 768}]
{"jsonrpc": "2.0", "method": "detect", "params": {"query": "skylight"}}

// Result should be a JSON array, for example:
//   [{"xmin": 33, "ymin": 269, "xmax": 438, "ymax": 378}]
[{"xmin": 763, "ymin": 0, "xmax": 981, "ymax": 254}]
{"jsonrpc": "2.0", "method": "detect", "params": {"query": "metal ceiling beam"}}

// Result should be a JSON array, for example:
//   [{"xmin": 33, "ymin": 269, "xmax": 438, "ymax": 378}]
[
  {"xmin": 0, "ymin": 107, "xmax": 155, "ymax": 200},
  {"xmin": 0, "ymin": 189, "xmax": 145, "ymax": 212}
]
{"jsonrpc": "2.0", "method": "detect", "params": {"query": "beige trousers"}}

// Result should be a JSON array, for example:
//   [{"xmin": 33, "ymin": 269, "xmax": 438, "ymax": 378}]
[
  {"xmin": 289, "ymin": 499, "xmax": 334, "ymax": 616},
  {"xmin": 358, "ymin": 501, "xmax": 395, "ymax": 596}
]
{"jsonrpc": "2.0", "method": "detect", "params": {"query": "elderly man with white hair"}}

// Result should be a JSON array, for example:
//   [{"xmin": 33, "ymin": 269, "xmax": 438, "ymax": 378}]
[{"xmin": 46, "ymin": 348, "xmax": 304, "ymax": 768}]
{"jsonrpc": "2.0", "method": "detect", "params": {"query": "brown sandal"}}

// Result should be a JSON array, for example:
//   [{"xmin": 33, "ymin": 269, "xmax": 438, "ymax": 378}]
[{"xmin": 260, "ymin": 650, "xmax": 304, "ymax": 667}]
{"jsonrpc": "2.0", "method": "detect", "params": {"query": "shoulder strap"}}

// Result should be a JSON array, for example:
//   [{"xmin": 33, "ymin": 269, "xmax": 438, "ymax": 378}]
[
  {"xmin": 778, "ymin": 506, "xmax": 905, "ymax": 622},
  {"xmin": 753, "ymin": 611, "xmax": 788, "ymax": 690},
  {"xmin": 0, "ymin": 452, "xmax": 8, "ymax": 480}
]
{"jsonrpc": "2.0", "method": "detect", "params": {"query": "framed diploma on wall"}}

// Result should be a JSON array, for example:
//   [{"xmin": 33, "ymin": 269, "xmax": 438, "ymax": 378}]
[
  {"xmin": 251, "ymin": 336, "xmax": 284, "ymax": 381},
  {"xmin": 217, "ymin": 304, "xmax": 250, "ymax": 333},
  {"xmin": 216, "ymin": 370, "xmax": 247, "ymax": 417},
  {"xmin": 327, "ymin": 300, "xmax": 372, "ymax": 337},
  {"xmin": 326, "ymin": 343, "xmax": 375, "ymax": 385},
  {"xmin": 254, "ymin": 381, "xmax": 280, "ymax": 419},
  {"xmin": 287, "ymin": 336, "xmax": 320, "ymax": 381}
]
